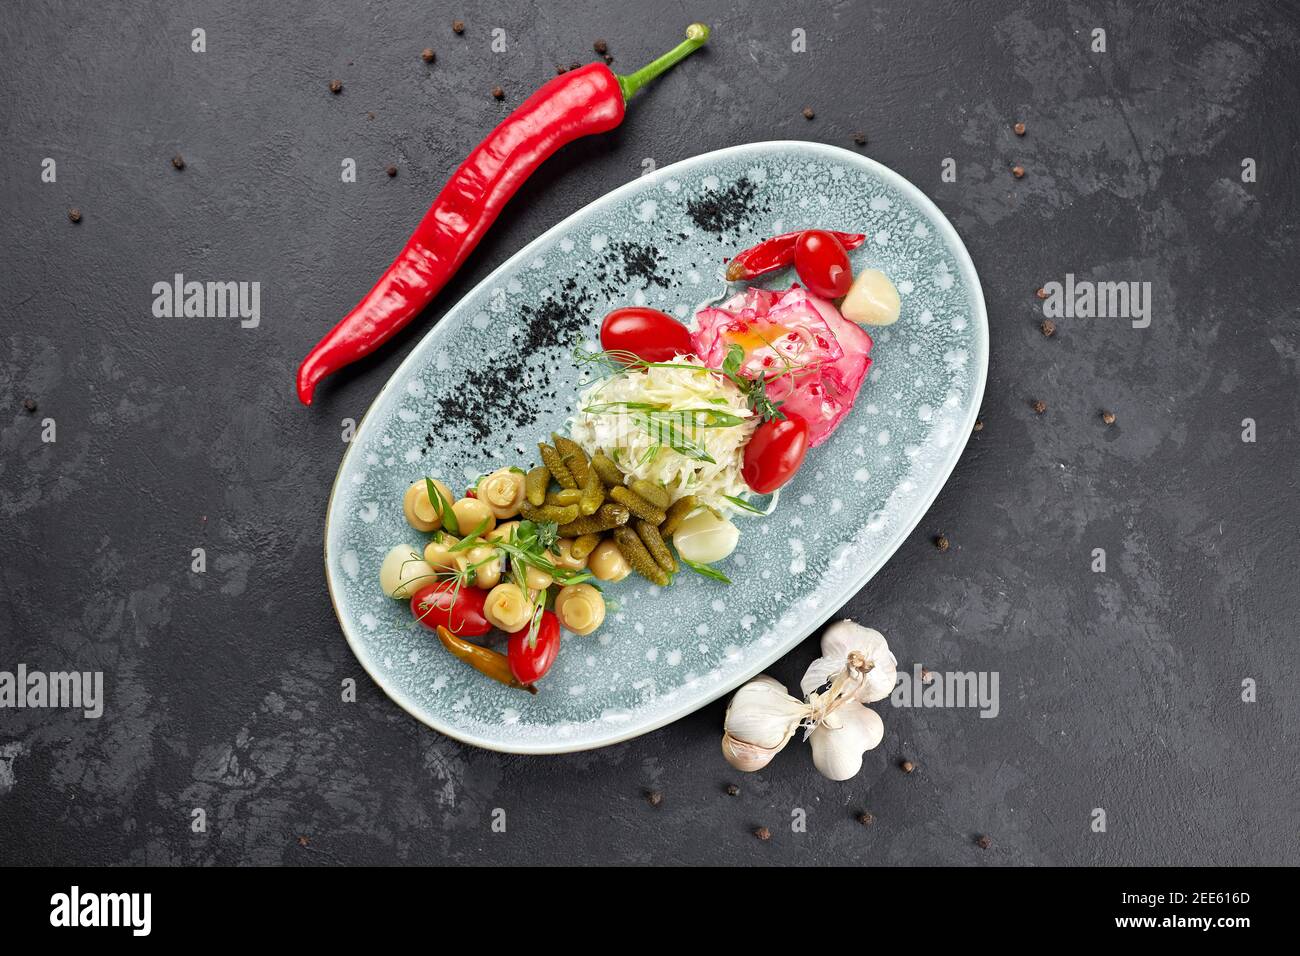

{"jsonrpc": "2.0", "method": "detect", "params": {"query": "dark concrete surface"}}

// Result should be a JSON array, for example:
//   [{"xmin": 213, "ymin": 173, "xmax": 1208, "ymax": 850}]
[{"xmin": 2, "ymin": 1, "xmax": 1298, "ymax": 866}]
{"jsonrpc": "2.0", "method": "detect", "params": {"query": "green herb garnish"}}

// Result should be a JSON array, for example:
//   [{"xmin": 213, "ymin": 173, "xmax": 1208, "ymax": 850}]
[
  {"xmin": 426, "ymin": 478, "xmax": 460, "ymax": 535},
  {"xmin": 680, "ymin": 555, "xmax": 731, "ymax": 584},
  {"xmin": 722, "ymin": 494, "xmax": 766, "ymax": 515},
  {"xmin": 449, "ymin": 515, "xmax": 493, "ymax": 552}
]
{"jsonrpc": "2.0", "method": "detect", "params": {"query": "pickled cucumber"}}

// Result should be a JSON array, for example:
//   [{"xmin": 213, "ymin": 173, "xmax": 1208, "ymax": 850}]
[
  {"xmin": 609, "ymin": 486, "xmax": 666, "ymax": 525},
  {"xmin": 636, "ymin": 520, "xmax": 678, "ymax": 573},
  {"xmin": 538, "ymin": 443, "xmax": 576, "ymax": 489},
  {"xmin": 520, "ymin": 502, "xmax": 580, "ymax": 525},
  {"xmin": 525, "ymin": 465, "xmax": 550, "ymax": 507},
  {"xmin": 590, "ymin": 453, "xmax": 625, "ymax": 489},
  {"xmin": 570, "ymin": 533, "xmax": 601, "ymax": 561},
  {"xmin": 659, "ymin": 495, "xmax": 700, "ymax": 536},
  {"xmin": 578, "ymin": 466, "xmax": 604, "ymax": 516},
  {"xmin": 557, "ymin": 503, "xmax": 631, "ymax": 537},
  {"xmin": 546, "ymin": 488, "xmax": 583, "ymax": 507},
  {"xmin": 552, "ymin": 434, "xmax": 590, "ymax": 487},
  {"xmin": 614, "ymin": 527, "xmax": 670, "ymax": 586},
  {"xmin": 629, "ymin": 479, "xmax": 670, "ymax": 509}
]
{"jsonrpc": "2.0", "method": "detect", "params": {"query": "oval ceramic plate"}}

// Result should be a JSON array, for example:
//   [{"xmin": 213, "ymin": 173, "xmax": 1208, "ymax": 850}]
[{"xmin": 325, "ymin": 141, "xmax": 987, "ymax": 753}]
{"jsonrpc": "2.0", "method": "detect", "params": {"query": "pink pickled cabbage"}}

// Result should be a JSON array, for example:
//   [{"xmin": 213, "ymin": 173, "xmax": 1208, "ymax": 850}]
[{"xmin": 691, "ymin": 285, "xmax": 873, "ymax": 447}]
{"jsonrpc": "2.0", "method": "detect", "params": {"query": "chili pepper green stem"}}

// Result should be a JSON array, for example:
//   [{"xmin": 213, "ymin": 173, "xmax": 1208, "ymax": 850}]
[{"xmin": 618, "ymin": 23, "xmax": 710, "ymax": 101}]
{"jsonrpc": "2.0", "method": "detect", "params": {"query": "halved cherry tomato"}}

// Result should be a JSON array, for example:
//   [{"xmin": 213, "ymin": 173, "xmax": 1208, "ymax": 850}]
[
  {"xmin": 410, "ymin": 581, "xmax": 491, "ymax": 637},
  {"xmin": 507, "ymin": 610, "xmax": 561, "ymax": 685},
  {"xmin": 742, "ymin": 412, "xmax": 810, "ymax": 494},
  {"xmin": 600, "ymin": 307, "xmax": 694, "ymax": 364},
  {"xmin": 794, "ymin": 230, "xmax": 852, "ymax": 299}
]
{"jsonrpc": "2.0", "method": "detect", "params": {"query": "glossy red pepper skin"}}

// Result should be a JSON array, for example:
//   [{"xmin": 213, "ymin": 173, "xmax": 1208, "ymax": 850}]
[
  {"xmin": 296, "ymin": 66, "xmax": 625, "ymax": 404},
  {"xmin": 725, "ymin": 230, "xmax": 866, "ymax": 283}
]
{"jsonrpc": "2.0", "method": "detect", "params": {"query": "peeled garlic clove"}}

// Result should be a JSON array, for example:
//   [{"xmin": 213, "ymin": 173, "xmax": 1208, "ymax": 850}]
[
  {"xmin": 379, "ymin": 545, "xmax": 436, "ymax": 600},
  {"xmin": 722, "ymin": 732, "xmax": 784, "ymax": 772},
  {"xmin": 673, "ymin": 509, "xmax": 739, "ymax": 564},
  {"xmin": 722, "ymin": 675, "xmax": 808, "ymax": 758},
  {"xmin": 809, "ymin": 705, "xmax": 884, "ymax": 781},
  {"xmin": 841, "ymin": 268, "xmax": 900, "ymax": 326}
]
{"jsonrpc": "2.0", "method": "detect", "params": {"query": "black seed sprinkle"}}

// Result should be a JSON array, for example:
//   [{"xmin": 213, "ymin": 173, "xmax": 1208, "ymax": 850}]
[{"xmin": 686, "ymin": 176, "xmax": 763, "ymax": 234}]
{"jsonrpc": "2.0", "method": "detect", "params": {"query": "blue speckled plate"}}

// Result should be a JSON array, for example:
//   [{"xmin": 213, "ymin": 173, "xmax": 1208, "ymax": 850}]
[{"xmin": 324, "ymin": 142, "xmax": 987, "ymax": 753}]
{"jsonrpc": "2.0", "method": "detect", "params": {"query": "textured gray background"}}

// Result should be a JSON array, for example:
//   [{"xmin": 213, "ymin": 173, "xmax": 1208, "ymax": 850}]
[{"xmin": 2, "ymin": 0, "xmax": 1298, "ymax": 866}]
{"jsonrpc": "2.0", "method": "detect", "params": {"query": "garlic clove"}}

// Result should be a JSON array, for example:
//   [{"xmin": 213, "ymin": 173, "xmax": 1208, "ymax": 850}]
[
  {"xmin": 722, "ymin": 675, "xmax": 810, "ymax": 758},
  {"xmin": 809, "ymin": 705, "xmax": 884, "ymax": 781},
  {"xmin": 721, "ymin": 732, "xmax": 785, "ymax": 772},
  {"xmin": 841, "ymin": 268, "xmax": 901, "ymax": 327},
  {"xmin": 801, "ymin": 620, "xmax": 898, "ymax": 703}
]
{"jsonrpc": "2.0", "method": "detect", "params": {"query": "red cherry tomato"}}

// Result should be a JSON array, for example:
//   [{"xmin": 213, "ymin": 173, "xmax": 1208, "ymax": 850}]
[
  {"xmin": 507, "ymin": 610, "xmax": 561, "ymax": 685},
  {"xmin": 742, "ymin": 413, "xmax": 810, "ymax": 494},
  {"xmin": 600, "ymin": 307, "xmax": 694, "ymax": 364},
  {"xmin": 794, "ymin": 230, "xmax": 852, "ymax": 299},
  {"xmin": 410, "ymin": 581, "xmax": 491, "ymax": 637}
]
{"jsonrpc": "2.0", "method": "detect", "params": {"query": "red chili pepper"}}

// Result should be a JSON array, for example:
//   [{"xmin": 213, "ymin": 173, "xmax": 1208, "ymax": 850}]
[
  {"xmin": 725, "ymin": 230, "xmax": 866, "ymax": 283},
  {"xmin": 297, "ymin": 24, "xmax": 711, "ymax": 405}
]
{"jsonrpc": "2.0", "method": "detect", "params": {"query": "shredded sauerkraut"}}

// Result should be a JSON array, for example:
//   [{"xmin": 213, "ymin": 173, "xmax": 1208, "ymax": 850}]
[{"xmin": 570, "ymin": 357, "xmax": 757, "ymax": 510}]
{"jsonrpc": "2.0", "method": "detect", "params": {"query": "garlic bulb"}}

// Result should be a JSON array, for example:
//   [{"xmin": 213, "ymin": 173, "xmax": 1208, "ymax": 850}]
[
  {"xmin": 800, "ymin": 621, "xmax": 897, "ymax": 704},
  {"xmin": 809, "ymin": 704, "xmax": 884, "ymax": 781},
  {"xmin": 721, "ymin": 676, "xmax": 811, "ymax": 772}
]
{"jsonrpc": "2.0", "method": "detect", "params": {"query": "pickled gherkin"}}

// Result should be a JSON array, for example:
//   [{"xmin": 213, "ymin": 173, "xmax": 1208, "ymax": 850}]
[
  {"xmin": 557, "ymin": 503, "xmax": 630, "ymax": 537},
  {"xmin": 614, "ymin": 527, "xmax": 670, "ymax": 586},
  {"xmin": 659, "ymin": 495, "xmax": 699, "ymax": 537},
  {"xmin": 629, "ymin": 479, "xmax": 670, "ymax": 509},
  {"xmin": 546, "ymin": 488, "xmax": 583, "ymax": 507},
  {"xmin": 570, "ymin": 533, "xmax": 601, "ymax": 561},
  {"xmin": 609, "ymin": 486, "xmax": 666, "ymax": 525},
  {"xmin": 578, "ymin": 466, "xmax": 604, "ymax": 516},
  {"xmin": 525, "ymin": 465, "xmax": 550, "ymax": 507},
  {"xmin": 635, "ymin": 520, "xmax": 677, "ymax": 573},
  {"xmin": 590, "ymin": 453, "xmax": 625, "ymax": 489},
  {"xmin": 552, "ymin": 434, "xmax": 590, "ymax": 487},
  {"xmin": 520, "ymin": 502, "xmax": 580, "ymax": 525},
  {"xmin": 538, "ymin": 443, "xmax": 576, "ymax": 489}
]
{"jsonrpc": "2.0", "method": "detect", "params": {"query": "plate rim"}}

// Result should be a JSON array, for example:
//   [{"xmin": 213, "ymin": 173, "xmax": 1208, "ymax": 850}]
[{"xmin": 323, "ymin": 140, "xmax": 989, "ymax": 754}]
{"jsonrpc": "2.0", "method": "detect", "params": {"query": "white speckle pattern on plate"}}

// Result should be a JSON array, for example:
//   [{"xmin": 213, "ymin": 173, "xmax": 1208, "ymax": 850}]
[{"xmin": 324, "ymin": 142, "xmax": 987, "ymax": 753}]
